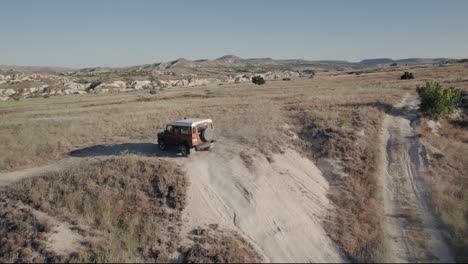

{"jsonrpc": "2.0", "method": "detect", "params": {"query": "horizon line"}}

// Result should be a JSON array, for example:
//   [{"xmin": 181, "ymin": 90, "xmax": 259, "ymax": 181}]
[{"xmin": 1, "ymin": 55, "xmax": 465, "ymax": 70}]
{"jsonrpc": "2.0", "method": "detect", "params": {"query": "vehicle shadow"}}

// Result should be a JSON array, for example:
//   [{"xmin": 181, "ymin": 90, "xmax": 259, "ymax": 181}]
[{"xmin": 69, "ymin": 143, "xmax": 182, "ymax": 158}]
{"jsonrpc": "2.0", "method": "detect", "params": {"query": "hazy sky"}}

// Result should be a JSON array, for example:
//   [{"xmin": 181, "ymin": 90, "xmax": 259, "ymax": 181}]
[{"xmin": 1, "ymin": 0, "xmax": 467, "ymax": 67}]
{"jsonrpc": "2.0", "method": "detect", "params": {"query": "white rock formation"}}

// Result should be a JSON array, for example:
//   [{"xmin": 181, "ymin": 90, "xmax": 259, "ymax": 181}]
[
  {"xmin": 64, "ymin": 81, "xmax": 87, "ymax": 91},
  {"xmin": 130, "ymin": 80, "xmax": 152, "ymax": 89},
  {"xmin": 109, "ymin": 81, "xmax": 127, "ymax": 88},
  {"xmin": 4, "ymin": 89, "xmax": 16, "ymax": 96}
]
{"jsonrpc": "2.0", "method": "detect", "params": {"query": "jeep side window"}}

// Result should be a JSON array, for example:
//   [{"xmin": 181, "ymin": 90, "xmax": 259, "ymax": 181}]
[
  {"xmin": 181, "ymin": 127, "xmax": 190, "ymax": 135},
  {"xmin": 166, "ymin": 125, "xmax": 173, "ymax": 133},
  {"xmin": 174, "ymin": 126, "xmax": 181, "ymax": 134}
]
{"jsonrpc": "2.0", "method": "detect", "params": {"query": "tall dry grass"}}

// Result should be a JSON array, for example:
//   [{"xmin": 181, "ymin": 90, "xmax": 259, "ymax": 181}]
[
  {"xmin": 6, "ymin": 156, "xmax": 186, "ymax": 262},
  {"xmin": 416, "ymin": 117, "xmax": 468, "ymax": 262}
]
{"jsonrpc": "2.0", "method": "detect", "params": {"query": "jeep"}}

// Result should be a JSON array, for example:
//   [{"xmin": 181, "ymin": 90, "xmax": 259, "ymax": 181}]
[{"xmin": 157, "ymin": 118, "xmax": 216, "ymax": 156}]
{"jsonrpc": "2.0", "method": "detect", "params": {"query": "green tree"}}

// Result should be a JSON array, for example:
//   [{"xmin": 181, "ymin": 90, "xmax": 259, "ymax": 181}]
[
  {"xmin": 401, "ymin": 71, "xmax": 414, "ymax": 80},
  {"xmin": 417, "ymin": 81, "xmax": 461, "ymax": 117},
  {"xmin": 252, "ymin": 76, "xmax": 266, "ymax": 85}
]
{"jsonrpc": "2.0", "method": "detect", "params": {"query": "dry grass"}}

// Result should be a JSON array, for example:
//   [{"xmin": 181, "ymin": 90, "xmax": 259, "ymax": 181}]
[
  {"xmin": 289, "ymin": 101, "xmax": 387, "ymax": 262},
  {"xmin": 4, "ymin": 156, "xmax": 187, "ymax": 262},
  {"xmin": 416, "ymin": 116, "xmax": 468, "ymax": 262},
  {"xmin": 183, "ymin": 227, "xmax": 263, "ymax": 263},
  {"xmin": 1, "ymin": 63, "xmax": 467, "ymax": 262},
  {"xmin": 0, "ymin": 197, "xmax": 50, "ymax": 263},
  {"xmin": 1, "ymin": 156, "xmax": 263, "ymax": 263}
]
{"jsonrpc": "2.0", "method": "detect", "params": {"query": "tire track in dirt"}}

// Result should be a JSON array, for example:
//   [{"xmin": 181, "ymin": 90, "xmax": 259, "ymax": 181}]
[
  {"xmin": 181, "ymin": 140, "xmax": 344, "ymax": 263},
  {"xmin": 378, "ymin": 94, "xmax": 454, "ymax": 263}
]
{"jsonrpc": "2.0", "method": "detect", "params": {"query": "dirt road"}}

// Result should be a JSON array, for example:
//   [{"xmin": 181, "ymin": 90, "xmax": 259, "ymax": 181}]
[{"xmin": 378, "ymin": 94, "xmax": 454, "ymax": 263}]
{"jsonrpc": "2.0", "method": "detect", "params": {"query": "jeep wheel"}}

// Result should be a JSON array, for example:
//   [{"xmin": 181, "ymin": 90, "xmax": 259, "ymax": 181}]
[
  {"xmin": 159, "ymin": 140, "xmax": 166, "ymax": 151},
  {"xmin": 180, "ymin": 144, "xmax": 190, "ymax": 157}
]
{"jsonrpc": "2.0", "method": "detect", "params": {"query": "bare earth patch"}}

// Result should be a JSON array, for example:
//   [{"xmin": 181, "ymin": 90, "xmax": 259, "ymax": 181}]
[{"xmin": 378, "ymin": 94, "xmax": 454, "ymax": 263}]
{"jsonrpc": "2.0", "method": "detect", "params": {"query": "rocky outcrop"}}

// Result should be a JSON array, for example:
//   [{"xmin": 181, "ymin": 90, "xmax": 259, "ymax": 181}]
[
  {"xmin": 107, "ymin": 81, "xmax": 127, "ymax": 88},
  {"xmin": 130, "ymin": 80, "xmax": 152, "ymax": 89},
  {"xmin": 22, "ymin": 85, "xmax": 49, "ymax": 97},
  {"xmin": 0, "ymin": 89, "xmax": 17, "ymax": 96},
  {"xmin": 0, "ymin": 69, "xmax": 306, "ymax": 101}
]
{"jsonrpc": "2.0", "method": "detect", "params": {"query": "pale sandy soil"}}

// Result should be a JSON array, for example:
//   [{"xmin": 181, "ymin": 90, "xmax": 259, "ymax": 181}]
[{"xmin": 181, "ymin": 140, "xmax": 344, "ymax": 263}]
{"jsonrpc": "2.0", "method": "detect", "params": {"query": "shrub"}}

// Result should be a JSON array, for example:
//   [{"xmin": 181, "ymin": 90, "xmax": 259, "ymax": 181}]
[
  {"xmin": 149, "ymin": 89, "xmax": 157, "ymax": 95},
  {"xmin": 401, "ymin": 71, "xmax": 414, "ymax": 80},
  {"xmin": 283, "ymin": 78, "xmax": 291, "ymax": 81},
  {"xmin": 86, "ymin": 81, "xmax": 102, "ymax": 92},
  {"xmin": 390, "ymin": 63, "xmax": 398, "ymax": 66},
  {"xmin": 251, "ymin": 76, "xmax": 265, "ymax": 85},
  {"xmin": 417, "ymin": 81, "xmax": 461, "ymax": 117},
  {"xmin": 12, "ymin": 94, "xmax": 21, "ymax": 101}
]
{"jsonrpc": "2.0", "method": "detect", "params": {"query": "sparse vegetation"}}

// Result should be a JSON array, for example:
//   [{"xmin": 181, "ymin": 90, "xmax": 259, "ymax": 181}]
[
  {"xmin": 1, "ymin": 63, "xmax": 467, "ymax": 262},
  {"xmin": 1, "ymin": 157, "xmax": 263, "ymax": 262},
  {"xmin": 86, "ymin": 81, "xmax": 102, "ymax": 92},
  {"xmin": 400, "ymin": 71, "xmax": 414, "ymax": 80},
  {"xmin": 251, "ymin": 76, "xmax": 265, "ymax": 85},
  {"xmin": 0, "ymin": 198, "xmax": 50, "ymax": 263},
  {"xmin": 183, "ymin": 228, "xmax": 263, "ymax": 263},
  {"xmin": 417, "ymin": 81, "xmax": 461, "ymax": 117},
  {"xmin": 415, "ymin": 116, "xmax": 468, "ymax": 262},
  {"xmin": 4, "ymin": 157, "xmax": 186, "ymax": 262},
  {"xmin": 12, "ymin": 94, "xmax": 21, "ymax": 101},
  {"xmin": 293, "ymin": 104, "xmax": 386, "ymax": 262}
]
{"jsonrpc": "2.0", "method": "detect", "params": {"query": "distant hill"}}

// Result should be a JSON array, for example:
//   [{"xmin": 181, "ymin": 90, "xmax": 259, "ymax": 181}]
[
  {"xmin": 359, "ymin": 58, "xmax": 394, "ymax": 65},
  {"xmin": 359, "ymin": 57, "xmax": 451, "ymax": 66},
  {"xmin": 0, "ymin": 65, "xmax": 75, "ymax": 73},
  {"xmin": 2, "ymin": 56, "xmax": 457, "ymax": 74}
]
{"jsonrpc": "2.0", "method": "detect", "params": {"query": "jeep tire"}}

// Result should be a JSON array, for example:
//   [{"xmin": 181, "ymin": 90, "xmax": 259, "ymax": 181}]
[
  {"xmin": 159, "ymin": 140, "xmax": 166, "ymax": 151},
  {"xmin": 180, "ymin": 144, "xmax": 190, "ymax": 157}
]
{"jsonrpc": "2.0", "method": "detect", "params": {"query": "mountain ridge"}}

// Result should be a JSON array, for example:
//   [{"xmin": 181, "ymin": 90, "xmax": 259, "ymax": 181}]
[{"xmin": 0, "ymin": 55, "xmax": 461, "ymax": 73}]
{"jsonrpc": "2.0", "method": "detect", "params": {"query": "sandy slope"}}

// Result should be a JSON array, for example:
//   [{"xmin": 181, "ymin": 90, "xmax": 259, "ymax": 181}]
[
  {"xmin": 182, "ymin": 141, "xmax": 343, "ymax": 263},
  {"xmin": 378, "ymin": 94, "xmax": 454, "ymax": 263}
]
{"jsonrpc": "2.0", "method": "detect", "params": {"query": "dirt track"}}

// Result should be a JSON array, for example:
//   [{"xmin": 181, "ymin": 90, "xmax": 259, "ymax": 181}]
[{"xmin": 378, "ymin": 94, "xmax": 454, "ymax": 263}]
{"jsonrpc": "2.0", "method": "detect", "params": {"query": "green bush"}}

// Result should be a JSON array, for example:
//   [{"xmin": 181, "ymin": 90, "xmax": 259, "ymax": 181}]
[
  {"xmin": 401, "ymin": 71, "xmax": 414, "ymax": 80},
  {"xmin": 12, "ymin": 94, "xmax": 21, "ymax": 101},
  {"xmin": 86, "ymin": 81, "xmax": 102, "ymax": 92},
  {"xmin": 252, "ymin": 76, "xmax": 266, "ymax": 85},
  {"xmin": 417, "ymin": 81, "xmax": 461, "ymax": 117}
]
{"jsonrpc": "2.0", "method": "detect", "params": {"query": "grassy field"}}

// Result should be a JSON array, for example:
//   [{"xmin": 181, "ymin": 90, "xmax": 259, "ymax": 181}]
[{"xmin": 0, "ymin": 63, "xmax": 467, "ymax": 262}]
